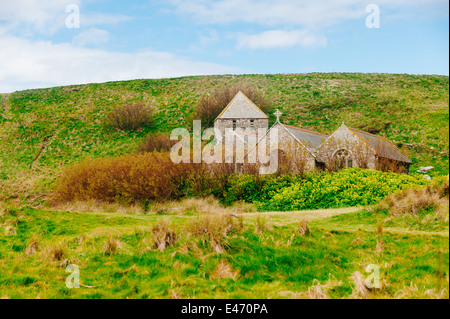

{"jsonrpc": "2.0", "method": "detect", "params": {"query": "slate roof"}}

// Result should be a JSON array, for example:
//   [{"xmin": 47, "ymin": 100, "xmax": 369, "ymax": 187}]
[
  {"xmin": 215, "ymin": 91, "xmax": 269, "ymax": 120},
  {"xmin": 348, "ymin": 127, "xmax": 412, "ymax": 163},
  {"xmin": 282, "ymin": 124, "xmax": 329, "ymax": 150}
]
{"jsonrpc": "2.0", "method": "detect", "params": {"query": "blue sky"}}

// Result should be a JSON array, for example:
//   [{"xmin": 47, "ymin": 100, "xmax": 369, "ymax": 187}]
[{"xmin": 0, "ymin": 0, "xmax": 448, "ymax": 92}]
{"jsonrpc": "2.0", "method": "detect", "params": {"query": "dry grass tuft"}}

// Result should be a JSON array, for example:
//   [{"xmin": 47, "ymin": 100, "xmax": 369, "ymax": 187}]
[
  {"xmin": 25, "ymin": 237, "xmax": 39, "ymax": 255},
  {"xmin": 298, "ymin": 219, "xmax": 310, "ymax": 236},
  {"xmin": 350, "ymin": 271, "xmax": 371, "ymax": 299},
  {"xmin": 351, "ymin": 237, "xmax": 364, "ymax": 245},
  {"xmin": 186, "ymin": 213, "xmax": 243, "ymax": 253},
  {"xmin": 292, "ymin": 275, "xmax": 342, "ymax": 299},
  {"xmin": 4, "ymin": 225, "xmax": 17, "ymax": 236},
  {"xmin": 377, "ymin": 222, "xmax": 383, "ymax": 235},
  {"xmin": 375, "ymin": 238, "xmax": 385, "ymax": 254},
  {"xmin": 102, "ymin": 236, "xmax": 121, "ymax": 256},
  {"xmin": 50, "ymin": 246, "xmax": 66, "ymax": 261},
  {"xmin": 394, "ymin": 282, "xmax": 449, "ymax": 299},
  {"xmin": 152, "ymin": 219, "xmax": 177, "ymax": 252},
  {"xmin": 0, "ymin": 203, "xmax": 17, "ymax": 216},
  {"xmin": 377, "ymin": 181, "xmax": 449, "ymax": 220},
  {"xmin": 306, "ymin": 279, "xmax": 331, "ymax": 299},
  {"xmin": 255, "ymin": 215, "xmax": 272, "ymax": 234},
  {"xmin": 210, "ymin": 261, "xmax": 239, "ymax": 280}
]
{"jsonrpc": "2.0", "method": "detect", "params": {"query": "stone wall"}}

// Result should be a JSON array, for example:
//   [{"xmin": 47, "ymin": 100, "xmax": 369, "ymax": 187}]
[
  {"xmin": 253, "ymin": 123, "xmax": 316, "ymax": 174},
  {"xmin": 214, "ymin": 118, "xmax": 268, "ymax": 139},
  {"xmin": 315, "ymin": 124, "xmax": 377, "ymax": 170}
]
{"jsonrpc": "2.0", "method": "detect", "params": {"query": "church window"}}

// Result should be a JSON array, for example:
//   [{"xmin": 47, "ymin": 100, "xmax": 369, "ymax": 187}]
[{"xmin": 334, "ymin": 149, "xmax": 353, "ymax": 170}]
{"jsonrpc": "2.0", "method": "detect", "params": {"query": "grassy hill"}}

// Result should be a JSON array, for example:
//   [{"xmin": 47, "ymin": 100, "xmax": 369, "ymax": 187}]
[{"xmin": 0, "ymin": 73, "xmax": 448, "ymax": 204}]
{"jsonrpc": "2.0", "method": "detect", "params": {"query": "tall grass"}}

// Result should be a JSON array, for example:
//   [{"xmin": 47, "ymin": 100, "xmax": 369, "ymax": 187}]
[{"xmin": 376, "ymin": 178, "xmax": 449, "ymax": 220}]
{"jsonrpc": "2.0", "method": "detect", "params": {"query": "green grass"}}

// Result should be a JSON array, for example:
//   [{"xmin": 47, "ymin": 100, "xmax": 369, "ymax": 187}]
[
  {"xmin": 0, "ymin": 73, "xmax": 448, "ymax": 205},
  {"xmin": 0, "ymin": 206, "xmax": 448, "ymax": 299}
]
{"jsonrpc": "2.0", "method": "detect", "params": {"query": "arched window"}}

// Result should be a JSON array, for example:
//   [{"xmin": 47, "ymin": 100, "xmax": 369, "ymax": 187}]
[{"xmin": 334, "ymin": 149, "xmax": 353, "ymax": 170}]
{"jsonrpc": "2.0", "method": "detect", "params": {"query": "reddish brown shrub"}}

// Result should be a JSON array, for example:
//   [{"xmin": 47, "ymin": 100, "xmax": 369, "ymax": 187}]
[
  {"xmin": 138, "ymin": 132, "xmax": 175, "ymax": 153},
  {"xmin": 104, "ymin": 102, "xmax": 154, "ymax": 131},
  {"xmin": 52, "ymin": 152, "xmax": 203, "ymax": 204}
]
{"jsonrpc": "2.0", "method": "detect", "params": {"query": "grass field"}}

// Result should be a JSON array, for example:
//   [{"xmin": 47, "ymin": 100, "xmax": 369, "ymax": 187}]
[
  {"xmin": 0, "ymin": 73, "xmax": 448, "ymax": 299},
  {"xmin": 0, "ymin": 200, "xmax": 448, "ymax": 299},
  {"xmin": 0, "ymin": 73, "xmax": 448, "ymax": 205}
]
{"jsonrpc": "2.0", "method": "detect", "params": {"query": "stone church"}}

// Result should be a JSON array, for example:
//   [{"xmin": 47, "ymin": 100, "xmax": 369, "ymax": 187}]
[{"xmin": 214, "ymin": 91, "xmax": 412, "ymax": 174}]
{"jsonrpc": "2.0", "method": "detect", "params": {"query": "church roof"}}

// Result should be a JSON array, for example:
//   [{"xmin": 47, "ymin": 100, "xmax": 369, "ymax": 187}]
[
  {"xmin": 282, "ymin": 124, "xmax": 329, "ymax": 150},
  {"xmin": 215, "ymin": 91, "xmax": 269, "ymax": 120},
  {"xmin": 348, "ymin": 127, "xmax": 412, "ymax": 163}
]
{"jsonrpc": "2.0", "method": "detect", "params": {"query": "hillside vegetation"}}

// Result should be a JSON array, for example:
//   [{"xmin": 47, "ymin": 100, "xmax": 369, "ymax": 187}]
[{"xmin": 0, "ymin": 73, "xmax": 448, "ymax": 204}]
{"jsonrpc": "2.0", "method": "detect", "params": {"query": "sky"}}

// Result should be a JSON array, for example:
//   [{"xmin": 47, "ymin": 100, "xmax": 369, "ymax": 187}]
[{"xmin": 0, "ymin": 0, "xmax": 448, "ymax": 93}]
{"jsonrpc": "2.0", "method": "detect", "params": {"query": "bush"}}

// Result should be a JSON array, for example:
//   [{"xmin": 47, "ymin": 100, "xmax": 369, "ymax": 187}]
[
  {"xmin": 138, "ymin": 132, "xmax": 174, "ymax": 153},
  {"xmin": 257, "ymin": 168, "xmax": 430, "ymax": 211},
  {"xmin": 53, "ymin": 152, "xmax": 202, "ymax": 204},
  {"xmin": 104, "ymin": 102, "xmax": 154, "ymax": 131},
  {"xmin": 191, "ymin": 84, "xmax": 271, "ymax": 128},
  {"xmin": 53, "ymin": 152, "xmax": 236, "ymax": 205}
]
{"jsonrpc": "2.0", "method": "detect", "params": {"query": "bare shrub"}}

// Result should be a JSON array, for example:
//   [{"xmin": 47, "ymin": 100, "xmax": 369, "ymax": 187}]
[
  {"xmin": 152, "ymin": 219, "xmax": 177, "ymax": 252},
  {"xmin": 192, "ymin": 84, "xmax": 270, "ymax": 128},
  {"xmin": 186, "ymin": 214, "xmax": 243, "ymax": 253},
  {"xmin": 138, "ymin": 132, "xmax": 175, "ymax": 153},
  {"xmin": 104, "ymin": 102, "xmax": 154, "ymax": 131},
  {"xmin": 298, "ymin": 219, "xmax": 310, "ymax": 236}
]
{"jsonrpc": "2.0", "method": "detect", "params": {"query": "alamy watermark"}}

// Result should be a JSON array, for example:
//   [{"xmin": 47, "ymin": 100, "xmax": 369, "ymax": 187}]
[
  {"xmin": 66, "ymin": 4, "xmax": 80, "ymax": 29},
  {"xmin": 169, "ymin": 120, "xmax": 280, "ymax": 174},
  {"xmin": 366, "ymin": 4, "xmax": 380, "ymax": 29},
  {"xmin": 365, "ymin": 264, "xmax": 381, "ymax": 289},
  {"xmin": 66, "ymin": 264, "xmax": 80, "ymax": 288}
]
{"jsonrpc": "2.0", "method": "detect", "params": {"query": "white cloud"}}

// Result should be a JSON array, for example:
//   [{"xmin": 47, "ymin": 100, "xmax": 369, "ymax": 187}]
[
  {"xmin": 73, "ymin": 28, "xmax": 110, "ymax": 46},
  {"xmin": 81, "ymin": 13, "xmax": 132, "ymax": 27},
  {"xmin": 169, "ymin": 0, "xmax": 448, "ymax": 27},
  {"xmin": 0, "ymin": 35, "xmax": 245, "ymax": 93},
  {"xmin": 0, "ymin": 0, "xmax": 131, "ymax": 35},
  {"xmin": 237, "ymin": 29, "xmax": 327, "ymax": 49},
  {"xmin": 0, "ymin": 0, "xmax": 81, "ymax": 34}
]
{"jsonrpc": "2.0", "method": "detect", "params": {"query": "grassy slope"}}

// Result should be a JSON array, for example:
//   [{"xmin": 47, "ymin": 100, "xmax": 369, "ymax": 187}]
[
  {"xmin": 0, "ymin": 206, "xmax": 447, "ymax": 299},
  {"xmin": 0, "ymin": 73, "xmax": 448, "ymax": 204}
]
